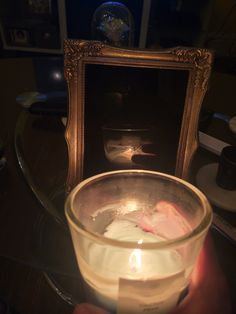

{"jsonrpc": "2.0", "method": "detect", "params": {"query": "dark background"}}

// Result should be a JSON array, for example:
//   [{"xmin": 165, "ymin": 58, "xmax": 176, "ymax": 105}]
[
  {"xmin": 0, "ymin": 1, "xmax": 236, "ymax": 314},
  {"xmin": 0, "ymin": 0, "xmax": 235, "ymax": 116}
]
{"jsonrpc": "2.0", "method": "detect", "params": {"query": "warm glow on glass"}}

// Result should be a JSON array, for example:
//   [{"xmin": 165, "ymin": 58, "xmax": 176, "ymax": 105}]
[{"xmin": 65, "ymin": 170, "xmax": 212, "ymax": 314}]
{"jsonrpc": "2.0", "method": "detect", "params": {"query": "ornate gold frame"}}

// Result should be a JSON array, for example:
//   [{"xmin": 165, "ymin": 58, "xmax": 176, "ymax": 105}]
[{"xmin": 64, "ymin": 40, "xmax": 213, "ymax": 193}]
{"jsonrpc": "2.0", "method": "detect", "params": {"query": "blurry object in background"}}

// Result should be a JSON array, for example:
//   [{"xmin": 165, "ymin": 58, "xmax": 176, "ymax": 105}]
[
  {"xmin": 196, "ymin": 163, "xmax": 236, "ymax": 212},
  {"xmin": 27, "ymin": 0, "xmax": 52, "ymax": 15},
  {"xmin": 204, "ymin": 2, "xmax": 236, "ymax": 58},
  {"xmin": 16, "ymin": 91, "xmax": 67, "ymax": 117},
  {"xmin": 146, "ymin": 0, "xmax": 214, "ymax": 48},
  {"xmin": 199, "ymin": 109, "xmax": 234, "ymax": 131},
  {"xmin": 229, "ymin": 116, "xmax": 236, "ymax": 135},
  {"xmin": 15, "ymin": 57, "xmax": 67, "ymax": 117},
  {"xmin": 32, "ymin": 57, "xmax": 66, "ymax": 92},
  {"xmin": 196, "ymin": 145, "xmax": 236, "ymax": 212},
  {"xmin": 216, "ymin": 145, "xmax": 236, "ymax": 191},
  {"xmin": 91, "ymin": 1, "xmax": 134, "ymax": 47},
  {"xmin": 0, "ymin": 138, "xmax": 6, "ymax": 171},
  {"xmin": 199, "ymin": 109, "xmax": 236, "ymax": 156},
  {"xmin": 0, "ymin": 0, "xmax": 67, "ymax": 53}
]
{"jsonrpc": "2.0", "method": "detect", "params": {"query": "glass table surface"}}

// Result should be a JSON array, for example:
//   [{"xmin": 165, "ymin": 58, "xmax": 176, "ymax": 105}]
[{"xmin": 0, "ymin": 111, "xmax": 86, "ymax": 304}]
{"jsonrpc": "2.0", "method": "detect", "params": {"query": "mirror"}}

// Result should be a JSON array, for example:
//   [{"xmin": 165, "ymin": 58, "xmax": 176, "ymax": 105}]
[
  {"xmin": 83, "ymin": 64, "xmax": 188, "ymax": 177},
  {"xmin": 64, "ymin": 40, "xmax": 213, "ymax": 193}
]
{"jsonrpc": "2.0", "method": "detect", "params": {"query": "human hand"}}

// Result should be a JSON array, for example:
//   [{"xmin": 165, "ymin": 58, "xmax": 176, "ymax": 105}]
[
  {"xmin": 170, "ymin": 233, "xmax": 232, "ymax": 314},
  {"xmin": 73, "ymin": 233, "xmax": 232, "ymax": 314}
]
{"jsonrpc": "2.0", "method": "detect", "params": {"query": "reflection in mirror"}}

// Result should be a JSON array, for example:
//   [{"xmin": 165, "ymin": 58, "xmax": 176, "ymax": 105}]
[{"xmin": 83, "ymin": 64, "xmax": 188, "ymax": 178}]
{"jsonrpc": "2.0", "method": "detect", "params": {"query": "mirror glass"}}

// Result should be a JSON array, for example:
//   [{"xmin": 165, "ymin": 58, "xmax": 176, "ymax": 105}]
[{"xmin": 83, "ymin": 64, "xmax": 188, "ymax": 178}]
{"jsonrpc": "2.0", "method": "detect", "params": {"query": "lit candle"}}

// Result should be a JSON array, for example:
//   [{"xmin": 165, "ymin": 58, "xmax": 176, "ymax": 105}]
[
  {"xmin": 75, "ymin": 201, "xmax": 191, "ymax": 313},
  {"xmin": 65, "ymin": 170, "xmax": 212, "ymax": 314}
]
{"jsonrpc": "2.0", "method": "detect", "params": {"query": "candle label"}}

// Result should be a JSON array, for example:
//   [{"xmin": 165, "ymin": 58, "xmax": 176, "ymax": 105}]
[{"xmin": 117, "ymin": 270, "xmax": 186, "ymax": 314}]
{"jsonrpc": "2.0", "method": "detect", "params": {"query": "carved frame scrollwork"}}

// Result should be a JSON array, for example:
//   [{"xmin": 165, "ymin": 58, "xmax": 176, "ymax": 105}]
[{"xmin": 64, "ymin": 39, "xmax": 213, "ymax": 193}]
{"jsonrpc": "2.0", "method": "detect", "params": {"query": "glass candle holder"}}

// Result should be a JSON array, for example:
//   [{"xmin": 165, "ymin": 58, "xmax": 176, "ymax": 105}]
[{"xmin": 65, "ymin": 170, "xmax": 212, "ymax": 314}]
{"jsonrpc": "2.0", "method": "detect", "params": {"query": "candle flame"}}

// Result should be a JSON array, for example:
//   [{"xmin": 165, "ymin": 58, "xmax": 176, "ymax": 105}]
[
  {"xmin": 125, "ymin": 200, "xmax": 138, "ymax": 212},
  {"xmin": 129, "ymin": 249, "xmax": 142, "ymax": 273}
]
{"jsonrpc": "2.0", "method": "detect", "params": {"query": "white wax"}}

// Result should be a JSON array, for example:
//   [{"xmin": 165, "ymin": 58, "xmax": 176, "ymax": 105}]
[
  {"xmin": 103, "ymin": 219, "xmax": 183, "ymax": 277},
  {"xmin": 78, "ymin": 215, "xmax": 187, "ymax": 313}
]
